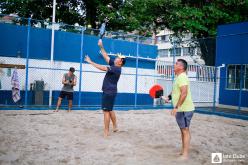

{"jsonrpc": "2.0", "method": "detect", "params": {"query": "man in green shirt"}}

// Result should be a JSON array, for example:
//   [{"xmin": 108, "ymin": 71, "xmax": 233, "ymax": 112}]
[{"xmin": 162, "ymin": 59, "xmax": 195, "ymax": 160}]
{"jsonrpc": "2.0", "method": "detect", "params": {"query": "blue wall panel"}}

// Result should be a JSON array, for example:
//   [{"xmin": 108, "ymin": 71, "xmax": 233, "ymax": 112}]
[
  {"xmin": 0, "ymin": 23, "xmax": 157, "ymax": 69},
  {"xmin": 0, "ymin": 90, "xmax": 49, "ymax": 105},
  {"xmin": 0, "ymin": 24, "xmax": 27, "ymax": 57},
  {"xmin": 0, "ymin": 90, "xmax": 153, "ymax": 107},
  {"xmin": 216, "ymin": 21, "xmax": 248, "ymax": 107},
  {"xmin": 54, "ymin": 31, "xmax": 81, "ymax": 62},
  {"xmin": 216, "ymin": 22, "xmax": 248, "ymax": 66},
  {"xmin": 82, "ymin": 34, "xmax": 106, "ymax": 65},
  {"xmin": 29, "ymin": 28, "xmax": 51, "ymax": 60}
]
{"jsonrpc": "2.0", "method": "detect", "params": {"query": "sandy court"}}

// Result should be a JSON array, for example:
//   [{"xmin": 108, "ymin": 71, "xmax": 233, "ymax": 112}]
[{"xmin": 0, "ymin": 109, "xmax": 247, "ymax": 165}]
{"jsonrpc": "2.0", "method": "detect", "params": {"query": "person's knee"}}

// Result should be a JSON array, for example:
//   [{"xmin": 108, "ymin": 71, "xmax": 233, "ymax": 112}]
[
  {"xmin": 110, "ymin": 111, "xmax": 115, "ymax": 115},
  {"xmin": 103, "ymin": 111, "xmax": 110, "ymax": 115},
  {"xmin": 181, "ymin": 128, "xmax": 189, "ymax": 135}
]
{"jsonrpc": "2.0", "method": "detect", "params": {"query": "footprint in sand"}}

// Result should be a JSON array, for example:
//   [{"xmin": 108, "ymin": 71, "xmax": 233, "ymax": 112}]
[
  {"xmin": 97, "ymin": 148, "xmax": 106, "ymax": 151},
  {"xmin": 152, "ymin": 145, "xmax": 165, "ymax": 149},
  {"xmin": 191, "ymin": 148, "xmax": 200, "ymax": 155}
]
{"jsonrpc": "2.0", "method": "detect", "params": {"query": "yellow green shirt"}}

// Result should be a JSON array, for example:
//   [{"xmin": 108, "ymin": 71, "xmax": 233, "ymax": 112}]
[{"xmin": 172, "ymin": 72, "xmax": 195, "ymax": 112}]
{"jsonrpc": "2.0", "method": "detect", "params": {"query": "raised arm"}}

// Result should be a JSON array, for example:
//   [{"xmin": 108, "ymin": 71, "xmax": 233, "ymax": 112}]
[
  {"xmin": 85, "ymin": 55, "xmax": 107, "ymax": 71},
  {"xmin": 98, "ymin": 39, "xmax": 110, "ymax": 64}
]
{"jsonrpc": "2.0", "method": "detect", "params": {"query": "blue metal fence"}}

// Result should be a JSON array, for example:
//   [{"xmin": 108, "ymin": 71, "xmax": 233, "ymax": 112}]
[{"xmin": 0, "ymin": 14, "xmax": 248, "ymax": 121}]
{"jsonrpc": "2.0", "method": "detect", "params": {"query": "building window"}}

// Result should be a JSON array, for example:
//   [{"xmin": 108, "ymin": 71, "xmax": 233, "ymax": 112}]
[
  {"xmin": 245, "ymin": 65, "xmax": 248, "ymax": 90},
  {"xmin": 157, "ymin": 35, "xmax": 170, "ymax": 43},
  {"xmin": 158, "ymin": 49, "xmax": 169, "ymax": 57},
  {"xmin": 182, "ymin": 47, "xmax": 193, "ymax": 56},
  {"xmin": 227, "ymin": 64, "xmax": 247, "ymax": 90},
  {"xmin": 161, "ymin": 35, "xmax": 170, "ymax": 42},
  {"xmin": 170, "ymin": 48, "xmax": 181, "ymax": 56}
]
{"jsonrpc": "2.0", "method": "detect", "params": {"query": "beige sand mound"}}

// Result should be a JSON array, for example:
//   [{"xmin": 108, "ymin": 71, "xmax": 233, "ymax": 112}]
[{"xmin": 0, "ymin": 110, "xmax": 247, "ymax": 165}]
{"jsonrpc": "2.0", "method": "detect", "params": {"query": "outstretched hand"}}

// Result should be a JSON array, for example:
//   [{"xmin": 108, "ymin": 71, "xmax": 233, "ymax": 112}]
[
  {"xmin": 84, "ymin": 55, "xmax": 92, "ymax": 64},
  {"xmin": 98, "ymin": 39, "xmax": 103, "ymax": 48},
  {"xmin": 161, "ymin": 96, "xmax": 170, "ymax": 103}
]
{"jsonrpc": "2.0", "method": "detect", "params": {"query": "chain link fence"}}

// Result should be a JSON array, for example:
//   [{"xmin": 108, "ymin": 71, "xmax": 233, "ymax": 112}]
[
  {"xmin": 156, "ymin": 28, "xmax": 248, "ymax": 119},
  {"xmin": 0, "ymin": 14, "xmax": 247, "ymax": 120},
  {"xmin": 0, "ymin": 14, "xmax": 157, "ymax": 110}
]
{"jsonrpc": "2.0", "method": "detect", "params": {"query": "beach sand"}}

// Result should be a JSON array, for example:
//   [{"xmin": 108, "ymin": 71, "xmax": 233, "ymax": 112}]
[{"xmin": 0, "ymin": 110, "xmax": 247, "ymax": 165}]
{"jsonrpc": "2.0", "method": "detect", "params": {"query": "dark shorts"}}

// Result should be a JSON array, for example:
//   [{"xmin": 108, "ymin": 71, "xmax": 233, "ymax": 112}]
[
  {"xmin": 102, "ymin": 92, "xmax": 116, "ymax": 111},
  {"xmin": 59, "ymin": 91, "xmax": 73, "ymax": 100},
  {"xmin": 176, "ymin": 111, "xmax": 194, "ymax": 129}
]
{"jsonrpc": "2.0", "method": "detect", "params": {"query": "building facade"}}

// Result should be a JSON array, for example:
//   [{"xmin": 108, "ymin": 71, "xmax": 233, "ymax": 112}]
[
  {"xmin": 216, "ymin": 22, "xmax": 248, "ymax": 108},
  {"xmin": 156, "ymin": 28, "xmax": 205, "ymax": 65}
]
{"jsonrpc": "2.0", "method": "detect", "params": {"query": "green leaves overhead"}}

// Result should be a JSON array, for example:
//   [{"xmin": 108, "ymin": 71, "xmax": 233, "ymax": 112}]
[{"xmin": 0, "ymin": 0, "xmax": 247, "ymax": 36}]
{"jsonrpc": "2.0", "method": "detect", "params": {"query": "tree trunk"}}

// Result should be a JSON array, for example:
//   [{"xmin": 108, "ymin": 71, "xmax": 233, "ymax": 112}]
[{"xmin": 197, "ymin": 37, "xmax": 216, "ymax": 66}]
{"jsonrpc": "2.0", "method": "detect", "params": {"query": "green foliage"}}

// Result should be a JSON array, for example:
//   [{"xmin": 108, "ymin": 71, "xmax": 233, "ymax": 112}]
[
  {"xmin": 168, "ymin": 0, "xmax": 248, "ymax": 37},
  {"xmin": 0, "ymin": 0, "xmax": 83, "ymax": 25},
  {"xmin": 119, "ymin": 0, "xmax": 181, "ymax": 36},
  {"xmin": 1, "ymin": 0, "xmax": 247, "ymax": 65},
  {"xmin": 0, "ymin": 0, "xmax": 247, "ymax": 36}
]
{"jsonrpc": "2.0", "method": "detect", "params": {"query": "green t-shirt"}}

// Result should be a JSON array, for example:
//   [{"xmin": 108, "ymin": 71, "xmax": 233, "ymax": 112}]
[{"xmin": 172, "ymin": 72, "xmax": 195, "ymax": 112}]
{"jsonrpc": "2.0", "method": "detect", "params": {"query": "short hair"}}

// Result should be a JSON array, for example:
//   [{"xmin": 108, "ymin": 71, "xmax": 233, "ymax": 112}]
[
  {"xmin": 117, "ymin": 53, "xmax": 126, "ymax": 66},
  {"xmin": 69, "ymin": 67, "xmax": 75, "ymax": 73},
  {"xmin": 121, "ymin": 58, "xmax": 126, "ymax": 66},
  {"xmin": 177, "ymin": 59, "xmax": 188, "ymax": 71}
]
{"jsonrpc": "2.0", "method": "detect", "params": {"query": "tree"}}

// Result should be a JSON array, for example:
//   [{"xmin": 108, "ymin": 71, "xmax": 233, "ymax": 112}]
[
  {"xmin": 119, "ymin": 0, "xmax": 181, "ymax": 36},
  {"xmin": 1, "ymin": 0, "xmax": 247, "ymax": 65},
  {"xmin": 0, "ymin": 0, "xmax": 84, "ymax": 25},
  {"xmin": 0, "ymin": 0, "xmax": 128, "ymax": 29},
  {"xmin": 118, "ymin": 0, "xmax": 248, "ymax": 65},
  {"xmin": 167, "ymin": 0, "xmax": 248, "ymax": 65}
]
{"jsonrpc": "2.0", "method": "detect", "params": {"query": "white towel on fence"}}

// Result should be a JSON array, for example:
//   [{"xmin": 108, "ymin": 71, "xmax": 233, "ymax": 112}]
[{"xmin": 11, "ymin": 68, "xmax": 21, "ymax": 103}]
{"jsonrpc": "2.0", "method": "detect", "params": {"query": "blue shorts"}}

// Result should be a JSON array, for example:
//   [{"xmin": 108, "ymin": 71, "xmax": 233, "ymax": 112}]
[
  {"xmin": 176, "ymin": 111, "xmax": 194, "ymax": 129},
  {"xmin": 102, "ymin": 92, "xmax": 116, "ymax": 111}
]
